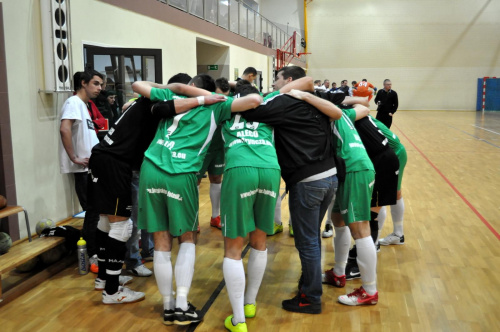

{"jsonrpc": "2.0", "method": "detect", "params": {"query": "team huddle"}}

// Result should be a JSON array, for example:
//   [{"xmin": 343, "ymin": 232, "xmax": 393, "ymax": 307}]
[{"xmin": 69, "ymin": 65, "xmax": 406, "ymax": 331}]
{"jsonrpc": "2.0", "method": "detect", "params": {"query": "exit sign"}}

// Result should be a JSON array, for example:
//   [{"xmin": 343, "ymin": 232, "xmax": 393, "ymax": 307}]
[{"xmin": 207, "ymin": 65, "xmax": 219, "ymax": 70}]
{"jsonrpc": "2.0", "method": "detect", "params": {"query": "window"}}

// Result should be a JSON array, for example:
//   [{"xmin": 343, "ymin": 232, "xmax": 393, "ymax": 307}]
[{"xmin": 84, "ymin": 46, "xmax": 162, "ymax": 109}]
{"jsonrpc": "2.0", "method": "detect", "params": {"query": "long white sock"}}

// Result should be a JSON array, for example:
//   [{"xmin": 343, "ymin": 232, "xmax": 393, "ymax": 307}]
[
  {"xmin": 210, "ymin": 183, "xmax": 221, "ymax": 218},
  {"xmin": 154, "ymin": 251, "xmax": 174, "ymax": 310},
  {"xmin": 244, "ymin": 248, "xmax": 267, "ymax": 305},
  {"xmin": 325, "ymin": 199, "xmax": 334, "ymax": 225},
  {"xmin": 355, "ymin": 236, "xmax": 377, "ymax": 295},
  {"xmin": 274, "ymin": 194, "xmax": 282, "ymax": 225},
  {"xmin": 175, "ymin": 243, "xmax": 196, "ymax": 310},
  {"xmin": 223, "ymin": 257, "xmax": 246, "ymax": 324},
  {"xmin": 391, "ymin": 198, "xmax": 405, "ymax": 236},
  {"xmin": 377, "ymin": 206, "xmax": 387, "ymax": 242},
  {"xmin": 333, "ymin": 226, "xmax": 350, "ymax": 276}
]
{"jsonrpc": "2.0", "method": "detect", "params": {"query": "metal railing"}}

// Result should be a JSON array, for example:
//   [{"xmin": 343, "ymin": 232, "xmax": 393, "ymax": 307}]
[{"xmin": 158, "ymin": 0, "xmax": 292, "ymax": 51}]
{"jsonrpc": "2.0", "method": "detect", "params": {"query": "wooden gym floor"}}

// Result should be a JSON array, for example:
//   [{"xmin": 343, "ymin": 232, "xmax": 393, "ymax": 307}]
[{"xmin": 0, "ymin": 111, "xmax": 499, "ymax": 331}]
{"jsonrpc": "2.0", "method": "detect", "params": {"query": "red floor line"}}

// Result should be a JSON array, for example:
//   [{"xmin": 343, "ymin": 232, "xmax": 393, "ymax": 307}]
[{"xmin": 393, "ymin": 124, "xmax": 500, "ymax": 241}]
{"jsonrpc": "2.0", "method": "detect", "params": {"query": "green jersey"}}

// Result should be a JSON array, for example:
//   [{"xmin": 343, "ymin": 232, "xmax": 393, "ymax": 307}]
[
  {"xmin": 145, "ymin": 87, "xmax": 233, "ymax": 174},
  {"xmin": 222, "ymin": 113, "xmax": 279, "ymax": 171},
  {"xmin": 264, "ymin": 91, "xmax": 280, "ymax": 101},
  {"xmin": 369, "ymin": 115, "xmax": 406, "ymax": 156},
  {"xmin": 333, "ymin": 108, "xmax": 374, "ymax": 172}
]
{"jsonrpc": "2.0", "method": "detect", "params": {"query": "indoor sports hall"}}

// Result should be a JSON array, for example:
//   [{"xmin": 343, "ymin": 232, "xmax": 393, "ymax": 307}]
[{"xmin": 0, "ymin": 1, "xmax": 499, "ymax": 331}]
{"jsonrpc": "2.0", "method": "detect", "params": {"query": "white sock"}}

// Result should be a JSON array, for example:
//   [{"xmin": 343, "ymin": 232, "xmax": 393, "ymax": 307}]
[
  {"xmin": 333, "ymin": 226, "xmax": 350, "ymax": 276},
  {"xmin": 377, "ymin": 206, "xmax": 387, "ymax": 242},
  {"xmin": 175, "ymin": 243, "xmax": 196, "ymax": 310},
  {"xmin": 355, "ymin": 236, "xmax": 377, "ymax": 295},
  {"xmin": 274, "ymin": 194, "xmax": 282, "ymax": 225},
  {"xmin": 244, "ymin": 248, "xmax": 267, "ymax": 305},
  {"xmin": 210, "ymin": 183, "xmax": 221, "ymax": 218},
  {"xmin": 391, "ymin": 198, "xmax": 405, "ymax": 236},
  {"xmin": 223, "ymin": 257, "xmax": 246, "ymax": 324},
  {"xmin": 325, "ymin": 199, "xmax": 334, "ymax": 224},
  {"xmin": 154, "ymin": 251, "xmax": 174, "ymax": 310}
]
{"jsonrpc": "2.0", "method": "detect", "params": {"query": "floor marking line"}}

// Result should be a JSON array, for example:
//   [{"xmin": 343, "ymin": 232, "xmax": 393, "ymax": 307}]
[
  {"xmin": 394, "ymin": 124, "xmax": 500, "ymax": 241},
  {"xmin": 471, "ymin": 124, "xmax": 500, "ymax": 135},
  {"xmin": 446, "ymin": 124, "xmax": 500, "ymax": 149}
]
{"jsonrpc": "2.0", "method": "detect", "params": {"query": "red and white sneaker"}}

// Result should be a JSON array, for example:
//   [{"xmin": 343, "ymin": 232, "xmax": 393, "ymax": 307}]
[
  {"xmin": 210, "ymin": 216, "xmax": 221, "ymax": 229},
  {"xmin": 338, "ymin": 287, "xmax": 378, "ymax": 306},
  {"xmin": 322, "ymin": 268, "xmax": 346, "ymax": 288}
]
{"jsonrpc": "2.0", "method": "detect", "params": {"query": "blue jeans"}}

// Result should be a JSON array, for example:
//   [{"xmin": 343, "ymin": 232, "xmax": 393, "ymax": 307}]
[
  {"xmin": 288, "ymin": 175, "xmax": 338, "ymax": 304},
  {"xmin": 125, "ymin": 171, "xmax": 154, "ymax": 269}
]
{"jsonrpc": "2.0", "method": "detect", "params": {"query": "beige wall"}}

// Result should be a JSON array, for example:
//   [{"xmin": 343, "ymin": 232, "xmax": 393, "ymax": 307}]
[
  {"xmin": 306, "ymin": 0, "xmax": 500, "ymax": 110},
  {"xmin": 2, "ymin": 0, "xmax": 271, "ymax": 238}
]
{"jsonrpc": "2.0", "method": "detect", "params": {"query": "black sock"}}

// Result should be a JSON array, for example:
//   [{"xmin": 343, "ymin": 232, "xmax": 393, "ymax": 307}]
[
  {"xmin": 104, "ymin": 236, "xmax": 127, "ymax": 295},
  {"xmin": 369, "ymin": 211, "xmax": 379, "ymax": 244},
  {"xmin": 96, "ymin": 229, "xmax": 108, "ymax": 280}
]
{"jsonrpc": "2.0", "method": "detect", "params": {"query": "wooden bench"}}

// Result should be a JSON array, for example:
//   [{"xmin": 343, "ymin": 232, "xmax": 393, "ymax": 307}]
[
  {"xmin": 0, "ymin": 206, "xmax": 32, "ymax": 242},
  {"xmin": 0, "ymin": 217, "xmax": 83, "ymax": 304}
]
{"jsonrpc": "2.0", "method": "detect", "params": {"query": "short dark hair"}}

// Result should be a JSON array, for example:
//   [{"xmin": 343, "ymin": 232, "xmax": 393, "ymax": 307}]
[
  {"xmin": 73, "ymin": 69, "xmax": 103, "ymax": 91},
  {"xmin": 242, "ymin": 67, "xmax": 257, "ymax": 76},
  {"xmin": 383, "ymin": 79, "xmax": 391, "ymax": 84},
  {"xmin": 362, "ymin": 79, "xmax": 367, "ymax": 82},
  {"xmin": 277, "ymin": 66, "xmax": 306, "ymax": 81},
  {"xmin": 168, "ymin": 73, "xmax": 192, "ymax": 84},
  {"xmin": 332, "ymin": 82, "xmax": 337, "ymax": 85},
  {"xmin": 342, "ymin": 80, "xmax": 347, "ymax": 84},
  {"xmin": 215, "ymin": 77, "xmax": 230, "ymax": 93},
  {"xmin": 352, "ymin": 81, "xmax": 357, "ymax": 85},
  {"xmin": 235, "ymin": 80, "xmax": 259, "ymax": 97},
  {"xmin": 314, "ymin": 80, "xmax": 321, "ymax": 85},
  {"xmin": 188, "ymin": 74, "xmax": 216, "ymax": 92}
]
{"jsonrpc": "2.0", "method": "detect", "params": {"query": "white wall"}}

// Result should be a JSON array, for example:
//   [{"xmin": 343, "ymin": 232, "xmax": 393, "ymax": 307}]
[
  {"xmin": 2, "ymin": 0, "xmax": 271, "ymax": 239},
  {"xmin": 306, "ymin": 0, "xmax": 500, "ymax": 110}
]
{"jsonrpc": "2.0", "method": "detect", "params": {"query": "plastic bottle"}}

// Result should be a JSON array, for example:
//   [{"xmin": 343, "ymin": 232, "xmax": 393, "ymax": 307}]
[{"xmin": 77, "ymin": 237, "xmax": 89, "ymax": 275}]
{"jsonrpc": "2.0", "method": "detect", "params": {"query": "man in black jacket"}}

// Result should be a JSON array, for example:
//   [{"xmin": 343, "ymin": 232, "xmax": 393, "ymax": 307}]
[
  {"xmin": 375, "ymin": 79, "xmax": 399, "ymax": 128},
  {"xmin": 242, "ymin": 66, "xmax": 342, "ymax": 314}
]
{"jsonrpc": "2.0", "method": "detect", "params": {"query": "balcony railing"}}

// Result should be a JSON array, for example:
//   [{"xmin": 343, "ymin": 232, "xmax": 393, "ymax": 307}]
[{"xmin": 158, "ymin": 0, "xmax": 292, "ymax": 51}]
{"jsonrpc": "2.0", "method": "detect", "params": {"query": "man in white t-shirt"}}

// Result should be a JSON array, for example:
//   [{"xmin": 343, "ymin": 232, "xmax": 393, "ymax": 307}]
[{"xmin": 59, "ymin": 69, "xmax": 103, "ymax": 261}]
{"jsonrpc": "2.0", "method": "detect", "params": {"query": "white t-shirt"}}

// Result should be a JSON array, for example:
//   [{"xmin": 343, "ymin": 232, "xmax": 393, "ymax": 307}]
[{"xmin": 59, "ymin": 95, "xmax": 99, "ymax": 174}]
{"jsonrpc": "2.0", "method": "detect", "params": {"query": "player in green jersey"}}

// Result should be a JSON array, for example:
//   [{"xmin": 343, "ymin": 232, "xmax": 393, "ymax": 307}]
[
  {"xmin": 132, "ymin": 75, "xmax": 263, "ymax": 326},
  {"xmin": 196, "ymin": 78, "xmax": 231, "ymax": 231},
  {"xmin": 221, "ymin": 83, "xmax": 280, "ymax": 332}
]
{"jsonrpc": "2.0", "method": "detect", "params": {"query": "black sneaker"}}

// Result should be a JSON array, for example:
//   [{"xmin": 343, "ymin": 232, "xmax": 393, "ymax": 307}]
[
  {"xmin": 345, "ymin": 259, "xmax": 361, "ymax": 280},
  {"xmin": 163, "ymin": 309, "xmax": 175, "ymax": 326},
  {"xmin": 282, "ymin": 292, "xmax": 321, "ymax": 314},
  {"xmin": 376, "ymin": 242, "xmax": 381, "ymax": 253},
  {"xmin": 173, "ymin": 303, "xmax": 204, "ymax": 325},
  {"xmin": 348, "ymin": 245, "xmax": 357, "ymax": 260}
]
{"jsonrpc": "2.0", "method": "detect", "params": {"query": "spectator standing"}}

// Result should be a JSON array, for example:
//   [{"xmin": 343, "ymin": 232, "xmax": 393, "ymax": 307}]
[
  {"xmin": 59, "ymin": 70, "xmax": 103, "ymax": 263},
  {"xmin": 375, "ymin": 79, "xmax": 399, "ymax": 128}
]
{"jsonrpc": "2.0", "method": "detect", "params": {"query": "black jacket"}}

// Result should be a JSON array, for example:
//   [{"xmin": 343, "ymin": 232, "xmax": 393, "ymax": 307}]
[{"xmin": 242, "ymin": 94, "xmax": 336, "ymax": 188}]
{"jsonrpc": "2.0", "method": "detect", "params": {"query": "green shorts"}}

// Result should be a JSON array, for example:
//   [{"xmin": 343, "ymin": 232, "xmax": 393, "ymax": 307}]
[
  {"xmin": 197, "ymin": 147, "xmax": 225, "ymax": 179},
  {"xmin": 221, "ymin": 167, "xmax": 281, "ymax": 239},
  {"xmin": 396, "ymin": 147, "xmax": 407, "ymax": 191},
  {"xmin": 333, "ymin": 170, "xmax": 375, "ymax": 224},
  {"xmin": 138, "ymin": 159, "xmax": 199, "ymax": 236}
]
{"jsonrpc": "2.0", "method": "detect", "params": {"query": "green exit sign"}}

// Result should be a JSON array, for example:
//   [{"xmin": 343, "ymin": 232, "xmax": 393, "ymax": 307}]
[{"xmin": 207, "ymin": 65, "xmax": 219, "ymax": 70}]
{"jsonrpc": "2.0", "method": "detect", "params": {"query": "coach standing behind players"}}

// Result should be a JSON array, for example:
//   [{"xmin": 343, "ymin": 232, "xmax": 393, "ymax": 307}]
[{"xmin": 375, "ymin": 79, "xmax": 399, "ymax": 128}]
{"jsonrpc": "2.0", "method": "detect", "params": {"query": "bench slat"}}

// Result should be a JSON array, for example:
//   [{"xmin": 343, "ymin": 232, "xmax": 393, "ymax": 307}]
[{"xmin": 0, "ymin": 206, "xmax": 24, "ymax": 219}]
